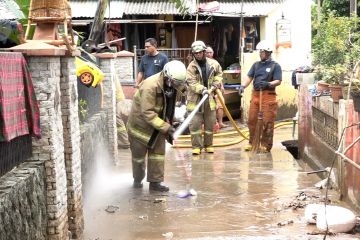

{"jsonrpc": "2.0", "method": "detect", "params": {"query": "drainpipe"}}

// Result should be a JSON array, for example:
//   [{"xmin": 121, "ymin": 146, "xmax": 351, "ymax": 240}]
[
  {"xmin": 133, "ymin": 45, "xmax": 137, "ymax": 84},
  {"xmin": 239, "ymin": 0, "xmax": 244, "ymax": 66}
]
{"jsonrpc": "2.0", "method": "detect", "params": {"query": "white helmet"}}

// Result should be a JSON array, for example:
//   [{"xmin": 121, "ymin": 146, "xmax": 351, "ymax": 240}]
[
  {"xmin": 163, "ymin": 60, "xmax": 186, "ymax": 82},
  {"xmin": 191, "ymin": 40, "xmax": 207, "ymax": 53},
  {"xmin": 256, "ymin": 40, "xmax": 273, "ymax": 52}
]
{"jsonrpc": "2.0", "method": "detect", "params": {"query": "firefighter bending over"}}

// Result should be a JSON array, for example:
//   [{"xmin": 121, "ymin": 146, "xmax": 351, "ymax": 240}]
[
  {"xmin": 186, "ymin": 40, "xmax": 223, "ymax": 155},
  {"xmin": 127, "ymin": 60, "xmax": 186, "ymax": 192}
]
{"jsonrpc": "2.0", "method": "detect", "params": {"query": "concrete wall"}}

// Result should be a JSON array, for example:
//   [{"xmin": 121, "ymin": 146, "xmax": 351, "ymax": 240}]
[
  {"xmin": 0, "ymin": 162, "xmax": 47, "ymax": 240},
  {"xmin": 298, "ymin": 83, "xmax": 360, "ymax": 211},
  {"xmin": 80, "ymin": 111, "xmax": 108, "ymax": 190},
  {"xmin": 240, "ymin": 0, "xmax": 312, "ymax": 122}
]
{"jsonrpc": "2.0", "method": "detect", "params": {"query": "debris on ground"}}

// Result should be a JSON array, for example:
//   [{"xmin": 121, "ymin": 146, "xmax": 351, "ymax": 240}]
[
  {"xmin": 154, "ymin": 198, "xmax": 167, "ymax": 203},
  {"xmin": 105, "ymin": 205, "xmax": 119, "ymax": 213},
  {"xmin": 162, "ymin": 232, "xmax": 174, "ymax": 239},
  {"xmin": 282, "ymin": 191, "xmax": 327, "ymax": 210},
  {"xmin": 277, "ymin": 219, "xmax": 294, "ymax": 226},
  {"xmin": 138, "ymin": 215, "xmax": 148, "ymax": 220}
]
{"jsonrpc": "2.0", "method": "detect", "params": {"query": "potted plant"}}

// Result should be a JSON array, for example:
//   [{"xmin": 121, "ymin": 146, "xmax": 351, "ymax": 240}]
[{"xmin": 312, "ymin": 12, "xmax": 360, "ymax": 102}]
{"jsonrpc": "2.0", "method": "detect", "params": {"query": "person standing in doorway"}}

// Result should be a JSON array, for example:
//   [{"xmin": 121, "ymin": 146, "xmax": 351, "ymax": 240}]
[
  {"xmin": 186, "ymin": 40, "xmax": 223, "ymax": 155},
  {"xmin": 205, "ymin": 45, "xmax": 228, "ymax": 129},
  {"xmin": 238, "ymin": 40, "xmax": 282, "ymax": 153},
  {"xmin": 136, "ymin": 38, "xmax": 169, "ymax": 87},
  {"xmin": 127, "ymin": 60, "xmax": 187, "ymax": 192}
]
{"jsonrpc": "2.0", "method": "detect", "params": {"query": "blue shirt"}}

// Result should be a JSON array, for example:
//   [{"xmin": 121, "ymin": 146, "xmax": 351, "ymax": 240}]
[
  {"xmin": 138, "ymin": 52, "xmax": 169, "ymax": 80},
  {"xmin": 247, "ymin": 59, "xmax": 282, "ymax": 90}
]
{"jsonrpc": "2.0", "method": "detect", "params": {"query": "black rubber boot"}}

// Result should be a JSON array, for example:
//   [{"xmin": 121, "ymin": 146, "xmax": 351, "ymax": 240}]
[
  {"xmin": 149, "ymin": 182, "xmax": 169, "ymax": 192},
  {"xmin": 133, "ymin": 180, "xmax": 143, "ymax": 188}
]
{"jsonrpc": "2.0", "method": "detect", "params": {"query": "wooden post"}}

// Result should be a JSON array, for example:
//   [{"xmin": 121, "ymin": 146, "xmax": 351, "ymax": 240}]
[
  {"xmin": 350, "ymin": 0, "xmax": 357, "ymax": 16},
  {"xmin": 194, "ymin": 0, "xmax": 199, "ymax": 41}
]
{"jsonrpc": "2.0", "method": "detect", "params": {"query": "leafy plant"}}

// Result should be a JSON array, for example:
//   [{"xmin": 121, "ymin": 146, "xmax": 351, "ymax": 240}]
[
  {"xmin": 79, "ymin": 99, "xmax": 88, "ymax": 123},
  {"xmin": 169, "ymin": 0, "xmax": 191, "ymax": 15},
  {"xmin": 312, "ymin": 11, "xmax": 360, "ymax": 84}
]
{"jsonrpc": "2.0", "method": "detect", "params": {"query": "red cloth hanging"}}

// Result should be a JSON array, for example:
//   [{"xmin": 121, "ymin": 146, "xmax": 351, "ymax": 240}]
[{"xmin": 0, "ymin": 52, "xmax": 41, "ymax": 142}]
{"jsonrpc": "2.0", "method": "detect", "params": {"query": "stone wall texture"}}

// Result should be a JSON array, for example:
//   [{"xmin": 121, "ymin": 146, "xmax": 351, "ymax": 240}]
[
  {"xmin": 60, "ymin": 57, "xmax": 84, "ymax": 239},
  {"xmin": 80, "ymin": 112, "xmax": 108, "ymax": 190},
  {"xmin": 0, "ymin": 162, "xmax": 47, "ymax": 240},
  {"xmin": 115, "ymin": 56, "xmax": 134, "ymax": 84},
  {"xmin": 27, "ymin": 56, "xmax": 69, "ymax": 240},
  {"xmin": 98, "ymin": 58, "xmax": 118, "ymax": 163}
]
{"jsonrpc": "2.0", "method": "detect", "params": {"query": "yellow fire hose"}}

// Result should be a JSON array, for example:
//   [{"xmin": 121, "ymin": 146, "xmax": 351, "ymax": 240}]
[
  {"xmin": 173, "ymin": 89, "xmax": 293, "ymax": 148},
  {"xmin": 215, "ymin": 89, "xmax": 249, "ymax": 139}
]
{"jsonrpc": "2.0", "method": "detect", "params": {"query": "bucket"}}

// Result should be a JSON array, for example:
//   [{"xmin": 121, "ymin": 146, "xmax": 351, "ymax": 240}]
[
  {"xmin": 329, "ymin": 84, "xmax": 343, "ymax": 102},
  {"xmin": 316, "ymin": 81, "xmax": 330, "ymax": 93}
]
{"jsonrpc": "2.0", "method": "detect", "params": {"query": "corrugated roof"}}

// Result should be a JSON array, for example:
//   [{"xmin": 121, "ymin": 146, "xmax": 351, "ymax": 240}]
[
  {"xmin": 123, "ymin": 0, "xmax": 180, "ymax": 15},
  {"xmin": 122, "ymin": 0, "xmax": 285, "ymax": 17},
  {"xmin": 200, "ymin": 1, "xmax": 286, "ymax": 17},
  {"xmin": 69, "ymin": 0, "xmax": 125, "ymax": 19},
  {"xmin": 0, "ymin": 0, "xmax": 25, "ymax": 20},
  {"xmin": 69, "ymin": 0, "xmax": 285, "ymax": 18}
]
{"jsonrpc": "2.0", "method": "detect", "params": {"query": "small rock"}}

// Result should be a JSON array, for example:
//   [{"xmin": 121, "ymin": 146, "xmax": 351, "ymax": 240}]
[{"xmin": 105, "ymin": 205, "xmax": 119, "ymax": 213}]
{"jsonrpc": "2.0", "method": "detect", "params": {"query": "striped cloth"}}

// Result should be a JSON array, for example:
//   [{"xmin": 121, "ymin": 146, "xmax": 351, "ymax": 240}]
[{"xmin": 0, "ymin": 52, "xmax": 41, "ymax": 142}]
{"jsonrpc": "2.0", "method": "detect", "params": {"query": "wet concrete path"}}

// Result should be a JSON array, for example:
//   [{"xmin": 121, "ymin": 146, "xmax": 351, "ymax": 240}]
[{"xmin": 83, "ymin": 126, "xmax": 359, "ymax": 240}]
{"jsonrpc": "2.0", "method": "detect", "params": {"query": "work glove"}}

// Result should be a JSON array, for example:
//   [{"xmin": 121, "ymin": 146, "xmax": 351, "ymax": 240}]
[
  {"xmin": 238, "ymin": 85, "xmax": 245, "ymax": 96},
  {"xmin": 166, "ymin": 126, "xmax": 176, "ymax": 145},
  {"xmin": 254, "ymin": 81, "xmax": 271, "ymax": 90},
  {"xmin": 202, "ymin": 87, "xmax": 209, "ymax": 96},
  {"xmin": 211, "ymin": 83, "xmax": 221, "ymax": 90}
]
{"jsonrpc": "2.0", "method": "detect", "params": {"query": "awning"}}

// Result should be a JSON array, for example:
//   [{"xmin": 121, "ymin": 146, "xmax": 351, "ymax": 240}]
[
  {"xmin": 69, "ymin": 0, "xmax": 285, "ymax": 19},
  {"xmin": 123, "ymin": 0, "xmax": 183, "ymax": 15},
  {"xmin": 199, "ymin": 1, "xmax": 286, "ymax": 17},
  {"xmin": 122, "ymin": 0, "xmax": 285, "ymax": 17},
  {"xmin": 70, "ymin": 0, "xmax": 125, "ymax": 19}
]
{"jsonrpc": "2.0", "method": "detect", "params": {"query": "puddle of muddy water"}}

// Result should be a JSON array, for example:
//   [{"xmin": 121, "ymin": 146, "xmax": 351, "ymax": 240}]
[{"xmin": 83, "ymin": 127, "xmax": 359, "ymax": 240}]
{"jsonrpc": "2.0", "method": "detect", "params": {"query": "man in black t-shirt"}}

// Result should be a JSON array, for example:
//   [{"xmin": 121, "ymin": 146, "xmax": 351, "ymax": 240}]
[{"xmin": 136, "ymin": 38, "xmax": 169, "ymax": 87}]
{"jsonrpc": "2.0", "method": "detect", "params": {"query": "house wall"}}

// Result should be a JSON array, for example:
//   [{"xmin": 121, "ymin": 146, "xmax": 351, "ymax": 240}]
[{"xmin": 241, "ymin": 0, "xmax": 312, "ymax": 122}]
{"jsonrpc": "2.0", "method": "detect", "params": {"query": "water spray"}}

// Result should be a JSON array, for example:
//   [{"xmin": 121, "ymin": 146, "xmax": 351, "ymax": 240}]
[{"xmin": 172, "ymin": 90, "xmax": 213, "ymax": 198}]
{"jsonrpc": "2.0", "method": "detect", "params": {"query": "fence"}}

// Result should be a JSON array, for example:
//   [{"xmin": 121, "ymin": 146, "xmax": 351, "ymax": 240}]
[
  {"xmin": 134, "ymin": 48, "xmax": 192, "ymax": 69},
  {"xmin": 0, "ymin": 135, "xmax": 32, "ymax": 177}
]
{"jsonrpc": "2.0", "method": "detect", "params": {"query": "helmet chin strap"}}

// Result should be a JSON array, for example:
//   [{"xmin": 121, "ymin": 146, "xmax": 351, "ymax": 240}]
[{"xmin": 164, "ymin": 77, "xmax": 174, "ymax": 97}]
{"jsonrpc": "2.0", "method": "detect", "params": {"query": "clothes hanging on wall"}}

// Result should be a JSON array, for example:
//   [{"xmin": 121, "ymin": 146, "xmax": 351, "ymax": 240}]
[{"xmin": 0, "ymin": 52, "xmax": 41, "ymax": 142}]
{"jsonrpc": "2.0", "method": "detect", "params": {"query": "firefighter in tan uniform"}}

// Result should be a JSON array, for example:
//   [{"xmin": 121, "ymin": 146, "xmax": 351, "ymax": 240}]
[
  {"xmin": 186, "ymin": 40, "xmax": 223, "ymax": 155},
  {"xmin": 127, "ymin": 60, "xmax": 186, "ymax": 192}
]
